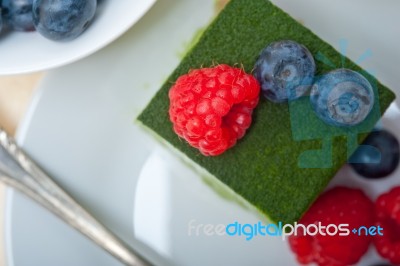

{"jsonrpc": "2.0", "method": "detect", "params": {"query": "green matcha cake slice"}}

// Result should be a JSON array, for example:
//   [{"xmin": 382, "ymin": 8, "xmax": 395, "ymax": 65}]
[{"xmin": 138, "ymin": 0, "xmax": 395, "ymax": 224}]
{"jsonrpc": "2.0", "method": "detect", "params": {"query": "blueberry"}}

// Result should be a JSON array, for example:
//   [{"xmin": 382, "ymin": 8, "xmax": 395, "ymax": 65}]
[
  {"xmin": 254, "ymin": 40, "xmax": 316, "ymax": 102},
  {"xmin": 350, "ymin": 130, "xmax": 400, "ymax": 178},
  {"xmin": 0, "ymin": 9, "xmax": 3, "ymax": 33},
  {"xmin": 32, "ymin": 0, "xmax": 97, "ymax": 41},
  {"xmin": 310, "ymin": 69, "xmax": 374, "ymax": 126},
  {"xmin": 2, "ymin": 0, "xmax": 35, "ymax": 31}
]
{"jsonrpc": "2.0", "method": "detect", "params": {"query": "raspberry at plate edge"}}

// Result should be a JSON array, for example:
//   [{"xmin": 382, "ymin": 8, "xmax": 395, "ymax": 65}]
[
  {"xmin": 374, "ymin": 186, "xmax": 400, "ymax": 265},
  {"xmin": 289, "ymin": 187, "xmax": 374, "ymax": 266},
  {"xmin": 168, "ymin": 64, "xmax": 260, "ymax": 156}
]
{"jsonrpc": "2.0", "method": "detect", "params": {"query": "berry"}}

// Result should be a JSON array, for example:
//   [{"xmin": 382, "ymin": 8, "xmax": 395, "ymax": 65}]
[
  {"xmin": 374, "ymin": 187, "xmax": 400, "ymax": 265},
  {"xmin": 350, "ymin": 130, "xmax": 400, "ymax": 178},
  {"xmin": 168, "ymin": 64, "xmax": 260, "ymax": 156},
  {"xmin": 289, "ymin": 187, "xmax": 374, "ymax": 266},
  {"xmin": 2, "ymin": 0, "xmax": 35, "ymax": 31},
  {"xmin": 0, "ymin": 9, "xmax": 3, "ymax": 33},
  {"xmin": 254, "ymin": 40, "xmax": 316, "ymax": 102},
  {"xmin": 310, "ymin": 69, "xmax": 375, "ymax": 127},
  {"xmin": 32, "ymin": 0, "xmax": 97, "ymax": 41}
]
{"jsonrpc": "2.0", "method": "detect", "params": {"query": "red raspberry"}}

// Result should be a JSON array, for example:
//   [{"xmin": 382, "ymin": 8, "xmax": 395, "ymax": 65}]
[
  {"xmin": 168, "ymin": 64, "xmax": 260, "ymax": 156},
  {"xmin": 374, "ymin": 186, "xmax": 400, "ymax": 265},
  {"xmin": 289, "ymin": 187, "xmax": 374, "ymax": 266}
]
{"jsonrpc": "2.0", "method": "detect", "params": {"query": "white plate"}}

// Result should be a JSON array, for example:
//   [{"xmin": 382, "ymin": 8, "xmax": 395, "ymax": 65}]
[
  {"xmin": 5, "ymin": 0, "xmax": 400, "ymax": 265},
  {"xmin": 0, "ymin": 0, "xmax": 156, "ymax": 75}
]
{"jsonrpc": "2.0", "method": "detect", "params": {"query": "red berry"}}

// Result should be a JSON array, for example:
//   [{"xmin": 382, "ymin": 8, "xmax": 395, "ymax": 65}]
[
  {"xmin": 168, "ymin": 64, "xmax": 260, "ymax": 156},
  {"xmin": 374, "ymin": 186, "xmax": 400, "ymax": 265},
  {"xmin": 289, "ymin": 187, "xmax": 374, "ymax": 266}
]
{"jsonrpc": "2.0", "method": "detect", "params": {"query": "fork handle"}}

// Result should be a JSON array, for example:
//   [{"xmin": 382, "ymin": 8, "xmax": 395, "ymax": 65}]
[{"xmin": 0, "ymin": 129, "xmax": 150, "ymax": 266}]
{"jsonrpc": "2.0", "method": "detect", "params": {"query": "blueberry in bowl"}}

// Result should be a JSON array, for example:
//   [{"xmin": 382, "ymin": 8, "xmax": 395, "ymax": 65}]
[
  {"xmin": 0, "ymin": 9, "xmax": 3, "ymax": 33},
  {"xmin": 32, "ymin": 0, "xmax": 97, "ymax": 41},
  {"xmin": 2, "ymin": 0, "xmax": 35, "ymax": 31},
  {"xmin": 310, "ymin": 68, "xmax": 375, "ymax": 127},
  {"xmin": 254, "ymin": 40, "xmax": 316, "ymax": 103}
]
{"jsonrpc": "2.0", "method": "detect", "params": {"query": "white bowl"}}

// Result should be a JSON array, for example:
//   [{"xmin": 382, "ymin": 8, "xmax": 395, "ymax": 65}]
[{"xmin": 0, "ymin": 0, "xmax": 156, "ymax": 75}]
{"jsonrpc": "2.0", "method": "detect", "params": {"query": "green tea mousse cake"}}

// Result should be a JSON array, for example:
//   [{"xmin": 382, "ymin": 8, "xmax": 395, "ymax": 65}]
[{"xmin": 138, "ymin": 0, "xmax": 395, "ymax": 224}]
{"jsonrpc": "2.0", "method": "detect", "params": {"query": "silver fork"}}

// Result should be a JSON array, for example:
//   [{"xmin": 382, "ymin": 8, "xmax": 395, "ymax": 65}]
[{"xmin": 0, "ymin": 128, "xmax": 150, "ymax": 266}]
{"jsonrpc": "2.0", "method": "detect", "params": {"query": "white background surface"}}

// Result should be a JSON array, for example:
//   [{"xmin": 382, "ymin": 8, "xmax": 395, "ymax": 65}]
[{"xmin": 4, "ymin": 0, "xmax": 400, "ymax": 265}]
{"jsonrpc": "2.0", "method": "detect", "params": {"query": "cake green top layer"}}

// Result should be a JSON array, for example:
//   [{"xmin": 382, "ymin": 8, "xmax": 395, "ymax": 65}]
[{"xmin": 138, "ymin": 0, "xmax": 395, "ymax": 224}]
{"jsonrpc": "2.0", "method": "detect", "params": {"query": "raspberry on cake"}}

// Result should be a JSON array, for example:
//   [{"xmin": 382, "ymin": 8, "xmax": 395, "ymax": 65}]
[
  {"xmin": 168, "ymin": 64, "xmax": 260, "ymax": 156},
  {"xmin": 374, "ymin": 186, "xmax": 400, "ymax": 265},
  {"xmin": 289, "ymin": 187, "xmax": 374, "ymax": 266}
]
